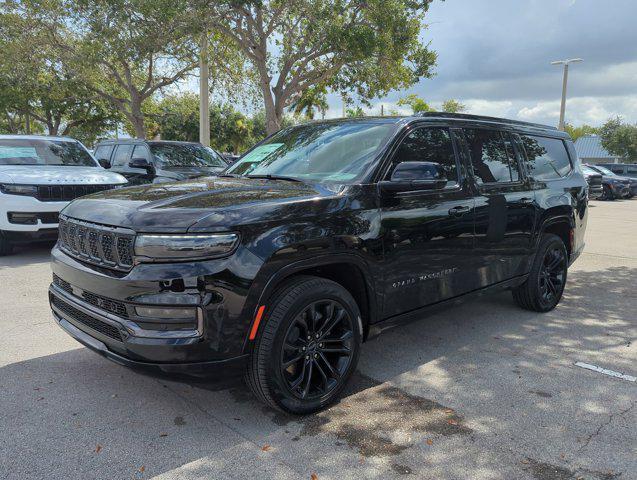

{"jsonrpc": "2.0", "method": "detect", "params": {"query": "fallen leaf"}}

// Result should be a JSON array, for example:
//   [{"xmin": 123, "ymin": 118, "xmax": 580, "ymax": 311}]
[
  {"xmin": 521, "ymin": 459, "xmax": 530, "ymax": 464},
  {"xmin": 311, "ymin": 474, "xmax": 319, "ymax": 480},
  {"xmin": 261, "ymin": 445, "xmax": 272, "ymax": 452},
  {"xmin": 139, "ymin": 466, "xmax": 145, "ymax": 473},
  {"xmin": 426, "ymin": 439, "xmax": 433, "ymax": 446},
  {"xmin": 94, "ymin": 444, "xmax": 102, "ymax": 454},
  {"xmin": 447, "ymin": 419, "xmax": 458, "ymax": 425},
  {"xmin": 159, "ymin": 433, "xmax": 168, "ymax": 437},
  {"xmin": 444, "ymin": 409, "xmax": 454, "ymax": 414}
]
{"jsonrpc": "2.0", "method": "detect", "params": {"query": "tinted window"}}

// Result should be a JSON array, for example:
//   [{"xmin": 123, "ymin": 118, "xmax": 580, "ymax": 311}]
[
  {"xmin": 112, "ymin": 144, "xmax": 134, "ymax": 167},
  {"xmin": 94, "ymin": 145, "xmax": 114, "ymax": 162},
  {"xmin": 627, "ymin": 166, "xmax": 637, "ymax": 175},
  {"xmin": 464, "ymin": 129, "xmax": 520, "ymax": 183},
  {"xmin": 227, "ymin": 122, "xmax": 396, "ymax": 182},
  {"xmin": 519, "ymin": 135, "xmax": 571, "ymax": 180},
  {"xmin": 132, "ymin": 145, "xmax": 152, "ymax": 161},
  {"xmin": 391, "ymin": 127, "xmax": 458, "ymax": 187},
  {"xmin": 149, "ymin": 143, "xmax": 227, "ymax": 168},
  {"xmin": 0, "ymin": 139, "xmax": 97, "ymax": 167}
]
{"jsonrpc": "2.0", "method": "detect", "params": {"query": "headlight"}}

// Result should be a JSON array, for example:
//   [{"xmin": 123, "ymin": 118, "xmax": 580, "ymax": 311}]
[
  {"xmin": 0, "ymin": 184, "xmax": 38, "ymax": 196},
  {"xmin": 134, "ymin": 233, "xmax": 239, "ymax": 261}
]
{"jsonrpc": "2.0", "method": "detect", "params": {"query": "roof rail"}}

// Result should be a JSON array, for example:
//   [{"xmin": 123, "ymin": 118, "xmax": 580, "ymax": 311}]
[{"xmin": 413, "ymin": 111, "xmax": 558, "ymax": 131}]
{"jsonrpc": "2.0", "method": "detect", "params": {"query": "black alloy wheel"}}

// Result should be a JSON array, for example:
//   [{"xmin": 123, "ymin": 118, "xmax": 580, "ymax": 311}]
[
  {"xmin": 280, "ymin": 300, "xmax": 354, "ymax": 400},
  {"xmin": 512, "ymin": 233, "xmax": 568, "ymax": 312},
  {"xmin": 537, "ymin": 245, "xmax": 566, "ymax": 305},
  {"xmin": 245, "ymin": 276, "xmax": 362, "ymax": 414}
]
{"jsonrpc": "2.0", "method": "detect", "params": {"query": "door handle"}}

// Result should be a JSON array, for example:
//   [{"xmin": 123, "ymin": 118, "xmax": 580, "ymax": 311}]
[
  {"xmin": 448, "ymin": 205, "xmax": 471, "ymax": 216},
  {"xmin": 516, "ymin": 197, "xmax": 534, "ymax": 204}
]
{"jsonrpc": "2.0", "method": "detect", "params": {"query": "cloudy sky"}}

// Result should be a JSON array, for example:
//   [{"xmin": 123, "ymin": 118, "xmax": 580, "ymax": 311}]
[{"xmin": 323, "ymin": 0, "xmax": 637, "ymax": 127}]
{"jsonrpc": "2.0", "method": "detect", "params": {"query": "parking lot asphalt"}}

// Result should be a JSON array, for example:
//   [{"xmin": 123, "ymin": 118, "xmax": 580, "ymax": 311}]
[{"xmin": 1, "ymin": 199, "xmax": 635, "ymax": 480}]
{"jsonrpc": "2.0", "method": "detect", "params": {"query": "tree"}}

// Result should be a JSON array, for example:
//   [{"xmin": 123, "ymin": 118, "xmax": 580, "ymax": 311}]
[
  {"xmin": 205, "ymin": 0, "xmax": 437, "ymax": 134},
  {"xmin": 397, "ymin": 94, "xmax": 431, "ymax": 114},
  {"xmin": 345, "ymin": 106, "xmax": 366, "ymax": 118},
  {"xmin": 441, "ymin": 99, "xmax": 466, "ymax": 113},
  {"xmin": 290, "ymin": 84, "xmax": 328, "ymax": 120},
  {"xmin": 599, "ymin": 117, "xmax": 637, "ymax": 163},
  {"xmin": 564, "ymin": 123, "xmax": 599, "ymax": 142},
  {"xmin": 30, "ymin": 0, "xmax": 200, "ymax": 138}
]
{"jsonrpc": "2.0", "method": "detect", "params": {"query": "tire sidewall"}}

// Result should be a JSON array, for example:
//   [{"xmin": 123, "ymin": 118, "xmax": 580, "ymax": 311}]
[{"xmin": 263, "ymin": 280, "xmax": 362, "ymax": 414}]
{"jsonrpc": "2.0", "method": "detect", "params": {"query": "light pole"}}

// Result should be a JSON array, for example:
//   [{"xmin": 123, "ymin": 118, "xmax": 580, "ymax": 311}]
[
  {"xmin": 199, "ymin": 32, "xmax": 210, "ymax": 147},
  {"xmin": 551, "ymin": 58, "xmax": 582, "ymax": 131}
]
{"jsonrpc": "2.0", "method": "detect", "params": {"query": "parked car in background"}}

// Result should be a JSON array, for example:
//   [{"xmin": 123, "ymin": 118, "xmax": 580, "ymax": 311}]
[
  {"xmin": 0, "ymin": 135, "xmax": 127, "ymax": 255},
  {"xmin": 580, "ymin": 165, "xmax": 603, "ymax": 199},
  {"xmin": 93, "ymin": 140, "xmax": 229, "ymax": 185},
  {"xmin": 596, "ymin": 162, "xmax": 637, "ymax": 179},
  {"xmin": 49, "ymin": 113, "xmax": 588, "ymax": 413},
  {"xmin": 580, "ymin": 165, "xmax": 628, "ymax": 200},
  {"xmin": 221, "ymin": 152, "xmax": 240, "ymax": 164},
  {"xmin": 585, "ymin": 164, "xmax": 637, "ymax": 198}
]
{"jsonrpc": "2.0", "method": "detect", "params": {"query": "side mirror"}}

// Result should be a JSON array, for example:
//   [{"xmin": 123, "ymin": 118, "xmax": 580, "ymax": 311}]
[
  {"xmin": 97, "ymin": 158, "xmax": 110, "ymax": 169},
  {"xmin": 380, "ymin": 161, "xmax": 449, "ymax": 193},
  {"xmin": 129, "ymin": 157, "xmax": 155, "ymax": 174}
]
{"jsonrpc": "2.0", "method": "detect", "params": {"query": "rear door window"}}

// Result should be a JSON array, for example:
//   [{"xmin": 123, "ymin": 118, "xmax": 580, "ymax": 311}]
[
  {"xmin": 111, "ymin": 144, "xmax": 134, "ymax": 167},
  {"xmin": 463, "ymin": 128, "xmax": 521, "ymax": 184},
  {"xmin": 94, "ymin": 145, "xmax": 114, "ymax": 163},
  {"xmin": 519, "ymin": 135, "xmax": 572, "ymax": 180}
]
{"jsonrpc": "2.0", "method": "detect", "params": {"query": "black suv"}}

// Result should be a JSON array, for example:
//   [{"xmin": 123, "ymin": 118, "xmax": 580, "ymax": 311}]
[
  {"xmin": 93, "ymin": 140, "xmax": 228, "ymax": 185},
  {"xmin": 49, "ymin": 114, "xmax": 588, "ymax": 414}
]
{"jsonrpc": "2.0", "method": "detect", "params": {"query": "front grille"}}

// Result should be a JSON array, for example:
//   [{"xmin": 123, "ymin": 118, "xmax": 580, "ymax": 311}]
[
  {"xmin": 52, "ymin": 274, "xmax": 128, "ymax": 318},
  {"xmin": 58, "ymin": 216, "xmax": 135, "ymax": 272},
  {"xmin": 586, "ymin": 174, "xmax": 602, "ymax": 187},
  {"xmin": 7, "ymin": 211, "xmax": 60, "ymax": 225},
  {"xmin": 37, "ymin": 184, "xmax": 117, "ymax": 202},
  {"xmin": 51, "ymin": 295, "xmax": 122, "ymax": 342}
]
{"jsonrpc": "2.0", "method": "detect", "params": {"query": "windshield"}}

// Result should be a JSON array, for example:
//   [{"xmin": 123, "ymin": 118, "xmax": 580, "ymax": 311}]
[
  {"xmin": 582, "ymin": 166, "xmax": 599, "ymax": 175},
  {"xmin": 149, "ymin": 143, "xmax": 227, "ymax": 168},
  {"xmin": 227, "ymin": 122, "xmax": 397, "ymax": 182},
  {"xmin": 0, "ymin": 139, "xmax": 96, "ymax": 167},
  {"xmin": 589, "ymin": 165, "xmax": 615, "ymax": 176}
]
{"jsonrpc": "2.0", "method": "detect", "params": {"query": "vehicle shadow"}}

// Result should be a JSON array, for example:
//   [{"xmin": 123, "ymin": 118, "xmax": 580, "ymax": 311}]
[
  {"xmin": 0, "ymin": 241, "xmax": 55, "ymax": 269},
  {"xmin": 1, "ymin": 264, "xmax": 635, "ymax": 479}
]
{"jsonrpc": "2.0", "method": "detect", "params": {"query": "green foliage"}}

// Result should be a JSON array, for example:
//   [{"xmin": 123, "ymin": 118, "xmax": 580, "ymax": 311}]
[
  {"xmin": 397, "ymin": 94, "xmax": 431, "ymax": 114},
  {"xmin": 564, "ymin": 123, "xmax": 599, "ymax": 142},
  {"xmin": 599, "ymin": 117, "xmax": 637, "ymax": 163},
  {"xmin": 291, "ymin": 85, "xmax": 329, "ymax": 120},
  {"xmin": 345, "ymin": 106, "xmax": 366, "ymax": 118},
  {"xmin": 441, "ymin": 99, "xmax": 466, "ymax": 113},
  {"xmin": 207, "ymin": 0, "xmax": 437, "ymax": 133}
]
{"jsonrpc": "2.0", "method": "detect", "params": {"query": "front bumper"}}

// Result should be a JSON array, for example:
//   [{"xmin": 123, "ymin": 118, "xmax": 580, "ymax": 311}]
[
  {"xmin": 0, "ymin": 192, "xmax": 65, "ymax": 232},
  {"xmin": 50, "ymin": 284, "xmax": 249, "ymax": 378}
]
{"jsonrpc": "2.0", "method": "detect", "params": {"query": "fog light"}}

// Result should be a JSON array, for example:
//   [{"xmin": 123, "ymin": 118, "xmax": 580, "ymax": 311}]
[{"xmin": 135, "ymin": 306, "xmax": 196, "ymax": 320}]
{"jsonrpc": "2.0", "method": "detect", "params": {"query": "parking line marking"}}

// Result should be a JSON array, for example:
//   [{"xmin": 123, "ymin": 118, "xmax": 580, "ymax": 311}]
[{"xmin": 575, "ymin": 362, "xmax": 636, "ymax": 383}]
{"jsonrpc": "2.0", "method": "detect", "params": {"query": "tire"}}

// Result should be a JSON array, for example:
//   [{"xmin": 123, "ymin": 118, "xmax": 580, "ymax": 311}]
[
  {"xmin": 601, "ymin": 185, "xmax": 614, "ymax": 201},
  {"xmin": 0, "ymin": 233, "xmax": 13, "ymax": 256},
  {"xmin": 512, "ymin": 234, "xmax": 568, "ymax": 312},
  {"xmin": 245, "ymin": 275, "xmax": 362, "ymax": 414}
]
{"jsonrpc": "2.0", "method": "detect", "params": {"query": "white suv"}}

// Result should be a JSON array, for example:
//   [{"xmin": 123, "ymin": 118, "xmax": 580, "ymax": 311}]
[{"xmin": 0, "ymin": 135, "xmax": 127, "ymax": 255}]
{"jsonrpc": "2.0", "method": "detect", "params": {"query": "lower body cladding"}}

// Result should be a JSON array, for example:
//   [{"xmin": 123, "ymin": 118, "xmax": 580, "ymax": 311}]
[{"xmin": 49, "ymin": 247, "xmax": 251, "ymax": 378}]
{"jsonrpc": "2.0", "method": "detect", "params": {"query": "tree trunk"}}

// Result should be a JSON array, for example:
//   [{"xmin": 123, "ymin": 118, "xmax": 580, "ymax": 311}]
[
  {"xmin": 129, "ymin": 97, "xmax": 146, "ymax": 139},
  {"xmin": 265, "ymin": 107, "xmax": 281, "ymax": 135}
]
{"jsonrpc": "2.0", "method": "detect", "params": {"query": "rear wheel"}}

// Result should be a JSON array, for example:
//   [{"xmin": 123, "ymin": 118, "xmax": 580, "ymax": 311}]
[
  {"xmin": 245, "ymin": 276, "xmax": 362, "ymax": 414},
  {"xmin": 0, "ymin": 233, "xmax": 13, "ymax": 256},
  {"xmin": 512, "ymin": 234, "xmax": 568, "ymax": 312}
]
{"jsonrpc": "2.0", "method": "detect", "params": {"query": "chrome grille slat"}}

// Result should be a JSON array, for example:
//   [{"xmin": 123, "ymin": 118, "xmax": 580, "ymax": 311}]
[{"xmin": 57, "ymin": 216, "xmax": 135, "ymax": 272}]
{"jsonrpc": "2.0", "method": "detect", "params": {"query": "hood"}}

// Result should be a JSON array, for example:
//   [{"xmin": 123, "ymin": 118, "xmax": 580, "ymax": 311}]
[
  {"xmin": 62, "ymin": 176, "xmax": 347, "ymax": 233},
  {"xmin": 0, "ymin": 165, "xmax": 127, "ymax": 185},
  {"xmin": 159, "ymin": 165, "xmax": 226, "ymax": 180}
]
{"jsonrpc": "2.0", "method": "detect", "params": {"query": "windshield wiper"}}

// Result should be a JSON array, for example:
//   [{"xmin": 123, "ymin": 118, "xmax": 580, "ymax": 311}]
[{"xmin": 245, "ymin": 174, "xmax": 304, "ymax": 183}]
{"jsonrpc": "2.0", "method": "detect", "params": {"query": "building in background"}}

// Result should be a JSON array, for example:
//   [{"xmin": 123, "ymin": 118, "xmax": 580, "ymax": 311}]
[{"xmin": 574, "ymin": 135, "xmax": 622, "ymax": 164}]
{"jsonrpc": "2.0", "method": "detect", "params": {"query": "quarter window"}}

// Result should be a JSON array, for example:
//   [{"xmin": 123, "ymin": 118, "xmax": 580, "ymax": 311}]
[
  {"xmin": 464, "ymin": 129, "xmax": 521, "ymax": 184},
  {"xmin": 111, "ymin": 144, "xmax": 134, "ymax": 167},
  {"xmin": 390, "ymin": 127, "xmax": 459, "ymax": 187},
  {"xmin": 93, "ymin": 145, "xmax": 114, "ymax": 162},
  {"xmin": 519, "ymin": 135, "xmax": 571, "ymax": 180}
]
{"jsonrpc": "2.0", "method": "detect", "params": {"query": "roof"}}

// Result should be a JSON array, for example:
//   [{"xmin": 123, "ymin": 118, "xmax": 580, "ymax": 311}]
[
  {"xmin": 97, "ymin": 138, "xmax": 202, "ymax": 145},
  {"xmin": 574, "ymin": 135, "xmax": 619, "ymax": 159},
  {"xmin": 0, "ymin": 134, "xmax": 77, "ymax": 142},
  {"xmin": 414, "ymin": 112, "xmax": 558, "ymax": 131}
]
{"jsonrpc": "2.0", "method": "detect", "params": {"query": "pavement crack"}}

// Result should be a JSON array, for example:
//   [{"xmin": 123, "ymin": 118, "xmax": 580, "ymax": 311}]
[{"xmin": 579, "ymin": 400, "xmax": 635, "ymax": 451}]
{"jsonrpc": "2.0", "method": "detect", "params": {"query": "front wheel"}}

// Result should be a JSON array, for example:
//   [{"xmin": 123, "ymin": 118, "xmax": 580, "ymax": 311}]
[
  {"xmin": 512, "ymin": 234, "xmax": 568, "ymax": 312},
  {"xmin": 601, "ymin": 185, "xmax": 615, "ymax": 201},
  {"xmin": 0, "ymin": 233, "xmax": 13, "ymax": 256},
  {"xmin": 245, "ymin": 276, "xmax": 362, "ymax": 414}
]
